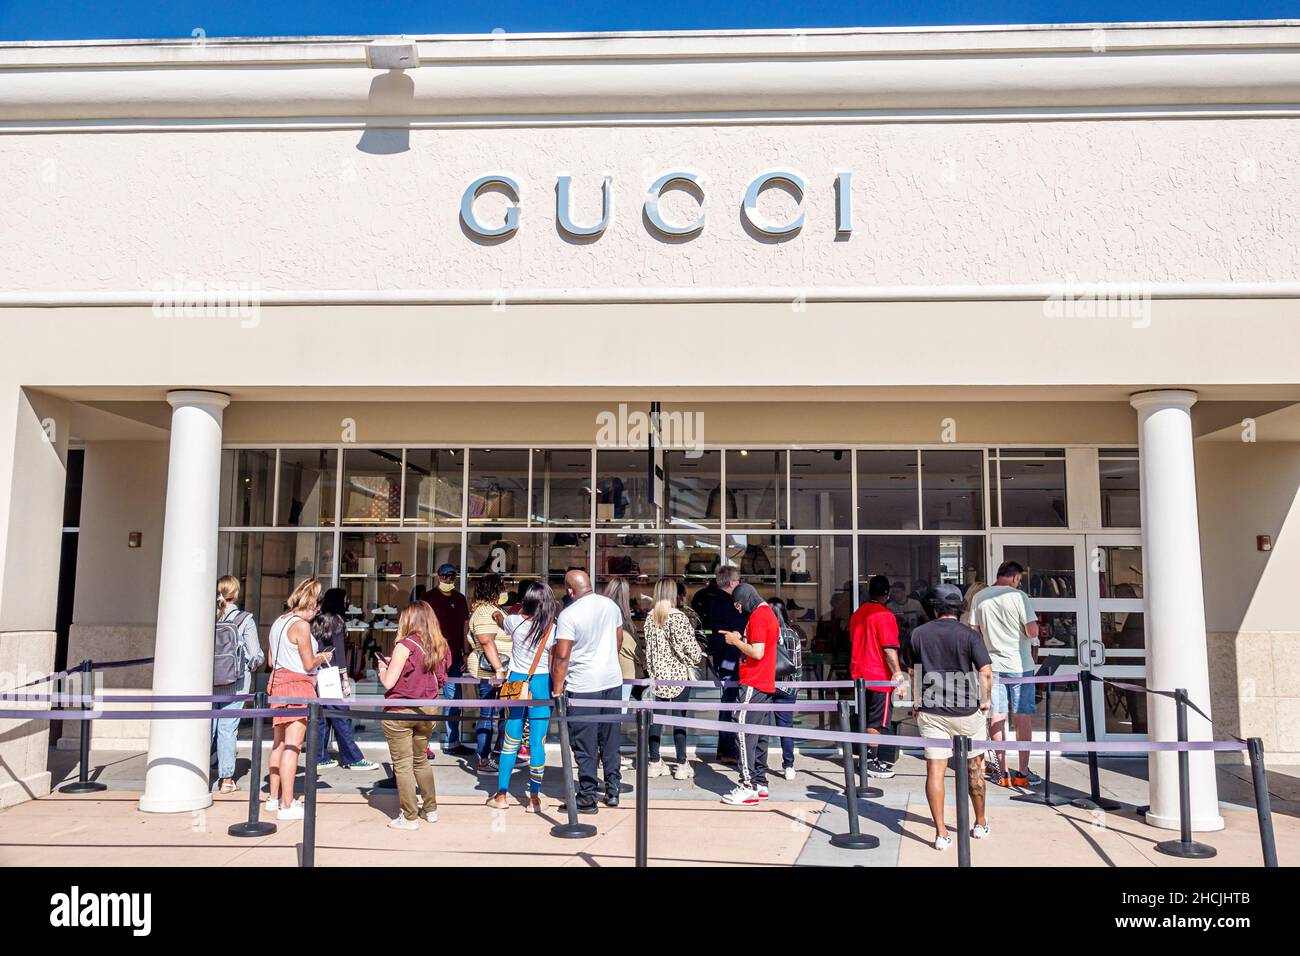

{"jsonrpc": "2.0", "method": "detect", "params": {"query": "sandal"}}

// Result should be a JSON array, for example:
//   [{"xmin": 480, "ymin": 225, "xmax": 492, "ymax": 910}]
[
  {"xmin": 485, "ymin": 791, "xmax": 510, "ymax": 810},
  {"xmin": 525, "ymin": 795, "xmax": 542, "ymax": 814},
  {"xmin": 219, "ymin": 779, "xmax": 238, "ymax": 794}
]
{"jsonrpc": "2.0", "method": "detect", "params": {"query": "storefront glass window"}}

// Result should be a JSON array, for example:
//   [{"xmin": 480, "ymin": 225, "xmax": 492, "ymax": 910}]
[
  {"xmin": 217, "ymin": 531, "xmax": 336, "ymax": 635},
  {"xmin": 921, "ymin": 449, "xmax": 983, "ymax": 530},
  {"xmin": 994, "ymin": 449, "xmax": 1068, "ymax": 528},
  {"xmin": 858, "ymin": 534, "xmax": 986, "ymax": 604},
  {"xmin": 788, "ymin": 450, "xmax": 852, "ymax": 529},
  {"xmin": 777, "ymin": 534, "xmax": 854, "ymax": 657},
  {"xmin": 340, "ymin": 449, "xmax": 402, "ymax": 526},
  {"xmin": 467, "ymin": 448, "xmax": 528, "ymax": 526},
  {"xmin": 276, "ymin": 449, "xmax": 337, "ymax": 527},
  {"xmin": 595, "ymin": 450, "xmax": 656, "ymax": 528},
  {"xmin": 725, "ymin": 449, "xmax": 783, "ymax": 529},
  {"xmin": 403, "ymin": 448, "xmax": 463, "ymax": 527},
  {"xmin": 531, "ymin": 449, "xmax": 592, "ymax": 525},
  {"xmin": 856, "ymin": 450, "xmax": 918, "ymax": 530},
  {"xmin": 665, "ymin": 450, "xmax": 721, "ymax": 529},
  {"xmin": 1099, "ymin": 450, "xmax": 1141, "ymax": 528},
  {"xmin": 219, "ymin": 449, "xmax": 275, "ymax": 527}
]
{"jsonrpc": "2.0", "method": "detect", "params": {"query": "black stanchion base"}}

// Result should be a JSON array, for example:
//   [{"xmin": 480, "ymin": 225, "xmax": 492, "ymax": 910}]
[
  {"xmin": 1135, "ymin": 804, "xmax": 1150, "ymax": 817},
  {"xmin": 856, "ymin": 785, "xmax": 884, "ymax": 799},
  {"xmin": 1012, "ymin": 791, "xmax": 1073, "ymax": 806},
  {"xmin": 550, "ymin": 822, "xmax": 598, "ymax": 839},
  {"xmin": 58, "ymin": 781, "xmax": 107, "ymax": 794},
  {"xmin": 1155, "ymin": 839, "xmax": 1217, "ymax": 859},
  {"xmin": 830, "ymin": 832, "xmax": 880, "ymax": 850},
  {"xmin": 1071, "ymin": 796, "xmax": 1122, "ymax": 811},
  {"xmin": 227, "ymin": 820, "xmax": 277, "ymax": 838}
]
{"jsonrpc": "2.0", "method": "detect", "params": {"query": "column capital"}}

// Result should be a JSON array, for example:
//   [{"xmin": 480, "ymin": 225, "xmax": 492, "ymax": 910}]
[
  {"xmin": 1129, "ymin": 388, "xmax": 1198, "ymax": 412},
  {"xmin": 165, "ymin": 389, "xmax": 230, "ymax": 410}
]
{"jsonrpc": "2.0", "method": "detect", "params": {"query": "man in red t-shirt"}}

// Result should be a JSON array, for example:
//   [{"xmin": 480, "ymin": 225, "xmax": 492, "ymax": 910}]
[
  {"xmin": 850, "ymin": 575, "xmax": 905, "ymax": 777},
  {"xmin": 720, "ymin": 583, "xmax": 779, "ymax": 805}
]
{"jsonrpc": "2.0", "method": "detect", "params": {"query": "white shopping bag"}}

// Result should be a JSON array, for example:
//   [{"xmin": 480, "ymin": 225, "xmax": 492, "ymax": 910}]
[{"xmin": 316, "ymin": 665, "xmax": 346, "ymax": 701}]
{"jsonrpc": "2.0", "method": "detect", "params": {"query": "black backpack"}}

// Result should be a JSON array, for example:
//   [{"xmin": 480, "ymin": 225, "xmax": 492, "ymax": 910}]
[
  {"xmin": 213, "ymin": 611, "xmax": 253, "ymax": 686},
  {"xmin": 775, "ymin": 622, "xmax": 803, "ymax": 679}
]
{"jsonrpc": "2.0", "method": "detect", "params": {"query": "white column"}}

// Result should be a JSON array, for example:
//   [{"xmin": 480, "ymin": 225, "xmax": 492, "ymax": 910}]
[
  {"xmin": 1130, "ymin": 389, "xmax": 1223, "ymax": 832},
  {"xmin": 139, "ymin": 390, "xmax": 229, "ymax": 813}
]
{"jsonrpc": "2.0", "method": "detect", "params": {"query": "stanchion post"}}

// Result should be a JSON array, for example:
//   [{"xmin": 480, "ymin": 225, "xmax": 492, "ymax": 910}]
[
  {"xmin": 1155, "ymin": 688, "xmax": 1216, "ymax": 859},
  {"xmin": 851, "ymin": 679, "xmax": 883, "ymax": 799},
  {"xmin": 60, "ymin": 659, "xmax": 107, "ymax": 794},
  {"xmin": 1071, "ymin": 670, "xmax": 1121, "ymax": 811},
  {"xmin": 635, "ymin": 707, "xmax": 650, "ymax": 868},
  {"xmin": 1247, "ymin": 737, "xmax": 1278, "ymax": 868},
  {"xmin": 229, "ymin": 690, "xmax": 276, "ymax": 837},
  {"xmin": 954, "ymin": 734, "xmax": 971, "ymax": 868},
  {"xmin": 1012, "ymin": 676, "xmax": 1070, "ymax": 806},
  {"xmin": 301, "ymin": 702, "xmax": 320, "ymax": 868},
  {"xmin": 550, "ymin": 695, "xmax": 596, "ymax": 839},
  {"xmin": 829, "ymin": 699, "xmax": 879, "ymax": 850}
]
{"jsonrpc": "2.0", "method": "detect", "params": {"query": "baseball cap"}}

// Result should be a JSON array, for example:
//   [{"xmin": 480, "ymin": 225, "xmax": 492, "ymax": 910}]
[
  {"xmin": 928, "ymin": 583, "xmax": 965, "ymax": 611},
  {"xmin": 436, "ymin": 563, "xmax": 458, "ymax": 576}
]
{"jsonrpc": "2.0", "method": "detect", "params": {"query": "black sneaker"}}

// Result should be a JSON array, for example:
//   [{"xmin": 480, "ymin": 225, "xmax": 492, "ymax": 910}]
[
  {"xmin": 576, "ymin": 801, "xmax": 599, "ymax": 815},
  {"xmin": 604, "ymin": 792, "xmax": 620, "ymax": 808},
  {"xmin": 865, "ymin": 758, "xmax": 896, "ymax": 779}
]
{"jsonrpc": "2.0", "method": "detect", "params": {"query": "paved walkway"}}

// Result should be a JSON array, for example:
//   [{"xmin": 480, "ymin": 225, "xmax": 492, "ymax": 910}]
[{"xmin": 3, "ymin": 745, "xmax": 1293, "ymax": 867}]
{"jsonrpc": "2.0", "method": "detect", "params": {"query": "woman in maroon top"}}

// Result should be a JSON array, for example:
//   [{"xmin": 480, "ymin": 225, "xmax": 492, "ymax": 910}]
[{"xmin": 377, "ymin": 601, "xmax": 448, "ymax": 830}]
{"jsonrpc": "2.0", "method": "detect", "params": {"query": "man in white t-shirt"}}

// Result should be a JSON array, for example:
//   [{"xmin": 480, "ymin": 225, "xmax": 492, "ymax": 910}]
[
  {"xmin": 552, "ymin": 569, "xmax": 625, "ymax": 813},
  {"xmin": 971, "ymin": 560, "xmax": 1041, "ymax": 788}
]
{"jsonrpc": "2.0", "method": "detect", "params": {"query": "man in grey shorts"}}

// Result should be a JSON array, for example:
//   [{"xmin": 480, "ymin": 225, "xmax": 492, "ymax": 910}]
[{"xmin": 906, "ymin": 584, "xmax": 994, "ymax": 851}]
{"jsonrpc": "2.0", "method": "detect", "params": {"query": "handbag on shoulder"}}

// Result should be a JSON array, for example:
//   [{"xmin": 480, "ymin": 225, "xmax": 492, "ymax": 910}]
[{"xmin": 498, "ymin": 626, "xmax": 552, "ymax": 702}]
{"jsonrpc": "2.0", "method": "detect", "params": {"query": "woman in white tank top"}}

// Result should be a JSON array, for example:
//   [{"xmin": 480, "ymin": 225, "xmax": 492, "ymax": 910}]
[{"xmin": 266, "ymin": 578, "xmax": 334, "ymax": 821}]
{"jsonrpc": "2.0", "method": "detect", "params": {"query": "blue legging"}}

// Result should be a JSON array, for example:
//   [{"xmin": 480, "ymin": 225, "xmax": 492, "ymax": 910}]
[{"xmin": 496, "ymin": 671, "xmax": 552, "ymax": 795}]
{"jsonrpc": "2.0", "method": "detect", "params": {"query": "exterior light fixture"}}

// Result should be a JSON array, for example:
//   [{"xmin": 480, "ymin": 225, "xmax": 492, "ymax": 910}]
[{"xmin": 367, "ymin": 41, "xmax": 420, "ymax": 70}]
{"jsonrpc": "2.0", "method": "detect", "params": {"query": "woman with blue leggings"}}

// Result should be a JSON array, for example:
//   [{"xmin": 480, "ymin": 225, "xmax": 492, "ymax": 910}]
[{"xmin": 485, "ymin": 581, "xmax": 559, "ymax": 813}]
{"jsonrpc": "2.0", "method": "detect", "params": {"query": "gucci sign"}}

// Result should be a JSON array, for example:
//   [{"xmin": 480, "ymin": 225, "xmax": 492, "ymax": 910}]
[{"xmin": 460, "ymin": 171, "xmax": 853, "ymax": 240}]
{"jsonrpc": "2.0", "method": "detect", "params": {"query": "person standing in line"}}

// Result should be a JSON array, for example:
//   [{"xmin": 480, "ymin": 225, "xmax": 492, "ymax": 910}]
[
  {"xmin": 468, "ymin": 573, "xmax": 511, "ymax": 775},
  {"xmin": 426, "ymin": 563, "xmax": 473, "ymax": 757},
  {"xmin": 643, "ymin": 577, "xmax": 705, "ymax": 780},
  {"xmin": 720, "ymin": 583, "xmax": 778, "ymax": 805},
  {"xmin": 907, "ymin": 584, "xmax": 993, "ymax": 850},
  {"xmin": 707, "ymin": 565, "xmax": 746, "ymax": 766},
  {"xmin": 970, "ymin": 561, "xmax": 1041, "ymax": 788},
  {"xmin": 311, "ymin": 588, "xmax": 374, "ymax": 771},
  {"xmin": 486, "ymin": 581, "xmax": 561, "ymax": 812},
  {"xmin": 377, "ymin": 601, "xmax": 448, "ymax": 830},
  {"xmin": 265, "ymin": 578, "xmax": 332, "ymax": 821},
  {"xmin": 766, "ymin": 597, "xmax": 804, "ymax": 781},
  {"xmin": 605, "ymin": 577, "xmax": 644, "ymax": 708},
  {"xmin": 849, "ymin": 575, "xmax": 907, "ymax": 779},
  {"xmin": 551, "ymin": 570, "xmax": 626, "ymax": 813},
  {"xmin": 960, "ymin": 580, "xmax": 988, "ymax": 626},
  {"xmin": 211, "ymin": 575, "xmax": 264, "ymax": 794}
]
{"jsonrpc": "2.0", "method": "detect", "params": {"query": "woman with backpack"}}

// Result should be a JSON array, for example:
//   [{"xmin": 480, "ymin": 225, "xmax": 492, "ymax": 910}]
[
  {"xmin": 265, "ymin": 577, "xmax": 333, "ymax": 821},
  {"xmin": 642, "ymin": 577, "xmax": 705, "ymax": 780},
  {"xmin": 211, "ymin": 576, "xmax": 264, "ymax": 794},
  {"xmin": 767, "ymin": 597, "xmax": 806, "ymax": 780},
  {"xmin": 310, "ymin": 588, "xmax": 375, "ymax": 771},
  {"xmin": 377, "ymin": 600, "xmax": 448, "ymax": 829}
]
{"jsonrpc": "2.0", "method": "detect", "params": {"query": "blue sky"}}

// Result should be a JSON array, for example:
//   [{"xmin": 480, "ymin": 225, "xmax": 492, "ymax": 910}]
[{"xmin": 0, "ymin": 1, "xmax": 1293, "ymax": 42}]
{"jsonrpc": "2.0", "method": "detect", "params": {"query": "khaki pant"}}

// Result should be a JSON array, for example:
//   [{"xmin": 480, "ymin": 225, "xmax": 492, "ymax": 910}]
[{"xmin": 382, "ymin": 706, "xmax": 439, "ymax": 820}]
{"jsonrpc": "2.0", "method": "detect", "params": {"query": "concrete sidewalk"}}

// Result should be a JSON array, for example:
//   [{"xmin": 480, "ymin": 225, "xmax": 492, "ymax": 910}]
[{"xmin": 2, "ymin": 745, "xmax": 1292, "ymax": 867}]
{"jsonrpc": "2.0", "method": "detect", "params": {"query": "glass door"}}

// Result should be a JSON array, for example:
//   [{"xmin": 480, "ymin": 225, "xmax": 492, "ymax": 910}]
[
  {"xmin": 1085, "ymin": 534, "xmax": 1149, "ymax": 738},
  {"xmin": 989, "ymin": 535, "xmax": 1087, "ymax": 739}
]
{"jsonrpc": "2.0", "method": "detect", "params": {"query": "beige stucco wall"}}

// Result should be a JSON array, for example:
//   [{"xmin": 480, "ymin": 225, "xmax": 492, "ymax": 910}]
[{"xmin": 1198, "ymin": 440, "xmax": 1300, "ymax": 761}]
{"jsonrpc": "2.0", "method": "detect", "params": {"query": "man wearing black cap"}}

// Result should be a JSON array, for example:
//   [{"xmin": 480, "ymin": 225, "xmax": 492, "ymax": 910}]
[
  {"xmin": 907, "ymin": 583, "xmax": 993, "ymax": 851},
  {"xmin": 427, "ymin": 563, "xmax": 472, "ymax": 755}
]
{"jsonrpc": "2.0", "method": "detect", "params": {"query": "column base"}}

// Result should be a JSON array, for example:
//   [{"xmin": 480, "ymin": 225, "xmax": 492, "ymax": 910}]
[
  {"xmin": 1145, "ymin": 810, "xmax": 1225, "ymax": 833},
  {"xmin": 138, "ymin": 791, "xmax": 214, "ymax": 814}
]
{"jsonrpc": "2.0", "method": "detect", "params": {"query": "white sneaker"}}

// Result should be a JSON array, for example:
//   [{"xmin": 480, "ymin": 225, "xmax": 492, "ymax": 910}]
[
  {"xmin": 755, "ymin": 785, "xmax": 770, "ymax": 800},
  {"xmin": 277, "ymin": 800, "xmax": 304, "ymax": 821},
  {"xmin": 671, "ymin": 762, "xmax": 694, "ymax": 781},
  {"xmin": 347, "ymin": 604, "xmax": 363, "ymax": 615},
  {"xmin": 372, "ymin": 617, "xmax": 389, "ymax": 629},
  {"xmin": 422, "ymin": 810, "xmax": 438, "ymax": 824},
  {"xmin": 620, "ymin": 755, "xmax": 633, "ymax": 768},
  {"xmin": 783, "ymin": 767, "xmax": 797, "ymax": 781},
  {"xmin": 646, "ymin": 760, "xmax": 671, "ymax": 778},
  {"xmin": 934, "ymin": 834, "xmax": 953, "ymax": 851},
  {"xmin": 263, "ymin": 797, "xmax": 279, "ymax": 813},
  {"xmin": 381, "ymin": 605, "xmax": 398, "ymax": 615},
  {"xmin": 721, "ymin": 786, "xmax": 759, "ymax": 806},
  {"xmin": 388, "ymin": 815, "xmax": 419, "ymax": 830},
  {"xmin": 971, "ymin": 823, "xmax": 990, "ymax": 839}
]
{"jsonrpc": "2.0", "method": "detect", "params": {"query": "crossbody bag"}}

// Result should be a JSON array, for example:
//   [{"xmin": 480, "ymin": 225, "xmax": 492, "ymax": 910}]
[{"xmin": 498, "ymin": 625, "xmax": 553, "ymax": 703}]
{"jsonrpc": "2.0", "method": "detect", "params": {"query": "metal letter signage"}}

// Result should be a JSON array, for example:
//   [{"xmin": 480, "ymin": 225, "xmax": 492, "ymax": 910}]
[
  {"xmin": 643, "ymin": 171, "xmax": 705, "ymax": 239},
  {"xmin": 741, "ymin": 171, "xmax": 805, "ymax": 237},
  {"xmin": 556, "ymin": 174, "xmax": 613, "ymax": 238},
  {"xmin": 461, "ymin": 174, "xmax": 521, "ymax": 239}
]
